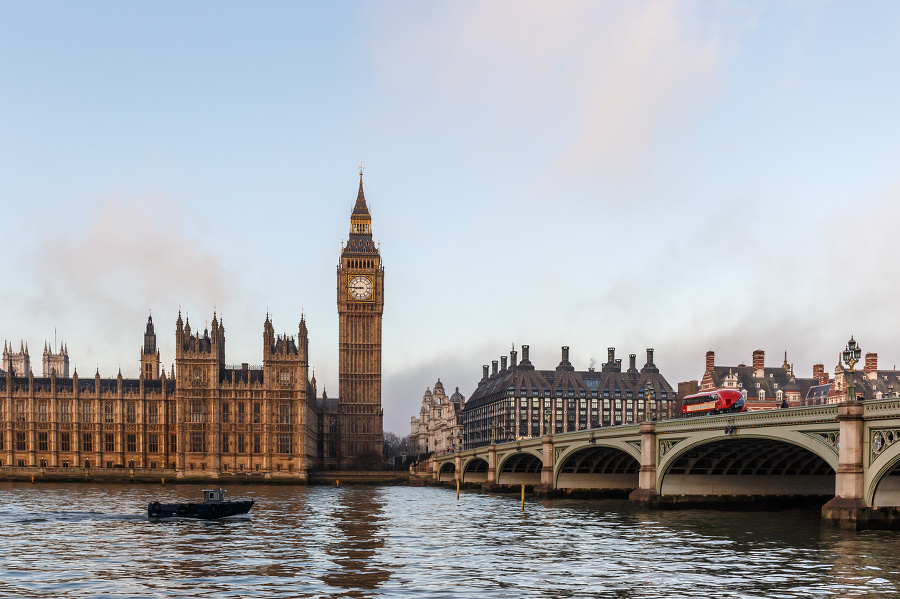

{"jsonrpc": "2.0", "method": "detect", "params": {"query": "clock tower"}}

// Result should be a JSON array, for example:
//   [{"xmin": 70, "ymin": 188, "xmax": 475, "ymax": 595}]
[{"xmin": 337, "ymin": 167, "xmax": 384, "ymax": 467}]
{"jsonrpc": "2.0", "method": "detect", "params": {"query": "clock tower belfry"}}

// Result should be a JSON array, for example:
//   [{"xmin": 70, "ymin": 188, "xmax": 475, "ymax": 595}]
[{"xmin": 337, "ymin": 168, "xmax": 384, "ymax": 467}]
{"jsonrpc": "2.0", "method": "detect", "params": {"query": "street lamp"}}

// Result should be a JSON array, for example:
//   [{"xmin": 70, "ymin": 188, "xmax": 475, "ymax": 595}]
[
  {"xmin": 645, "ymin": 382, "xmax": 655, "ymax": 422},
  {"xmin": 544, "ymin": 408, "xmax": 552, "ymax": 436},
  {"xmin": 842, "ymin": 336, "xmax": 862, "ymax": 402}
]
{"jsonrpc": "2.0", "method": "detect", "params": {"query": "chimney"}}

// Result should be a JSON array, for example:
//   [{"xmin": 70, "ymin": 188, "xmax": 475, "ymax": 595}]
[
  {"xmin": 646, "ymin": 348, "xmax": 655, "ymax": 366},
  {"xmin": 752, "ymin": 350, "xmax": 765, "ymax": 376},
  {"xmin": 501, "ymin": 356, "xmax": 508, "ymax": 371},
  {"xmin": 607, "ymin": 347, "xmax": 615, "ymax": 364},
  {"xmin": 482, "ymin": 365, "xmax": 489, "ymax": 380},
  {"xmin": 628, "ymin": 354, "xmax": 637, "ymax": 371},
  {"xmin": 706, "ymin": 350, "xmax": 715, "ymax": 372},
  {"xmin": 491, "ymin": 360, "xmax": 498, "ymax": 376},
  {"xmin": 510, "ymin": 348, "xmax": 518, "ymax": 368},
  {"xmin": 865, "ymin": 353, "xmax": 878, "ymax": 379},
  {"xmin": 813, "ymin": 363, "xmax": 828, "ymax": 385},
  {"xmin": 615, "ymin": 359, "xmax": 621, "ymax": 371},
  {"xmin": 562, "ymin": 346, "xmax": 569, "ymax": 363},
  {"xmin": 522, "ymin": 345, "xmax": 530, "ymax": 362}
]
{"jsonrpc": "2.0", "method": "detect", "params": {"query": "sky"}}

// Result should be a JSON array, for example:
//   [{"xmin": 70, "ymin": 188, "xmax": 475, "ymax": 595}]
[{"xmin": 1, "ymin": 2, "xmax": 899, "ymax": 435}]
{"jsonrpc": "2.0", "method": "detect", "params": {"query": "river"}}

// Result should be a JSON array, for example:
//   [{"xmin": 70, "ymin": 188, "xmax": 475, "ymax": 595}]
[{"xmin": 0, "ymin": 483, "xmax": 897, "ymax": 598}]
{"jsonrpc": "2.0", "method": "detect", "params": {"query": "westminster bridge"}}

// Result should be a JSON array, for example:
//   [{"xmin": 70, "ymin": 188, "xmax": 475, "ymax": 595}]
[{"xmin": 431, "ymin": 398, "xmax": 900, "ymax": 529}]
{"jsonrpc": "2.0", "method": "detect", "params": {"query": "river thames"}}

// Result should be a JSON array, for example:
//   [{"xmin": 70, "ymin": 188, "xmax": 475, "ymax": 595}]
[{"xmin": 0, "ymin": 483, "xmax": 897, "ymax": 598}]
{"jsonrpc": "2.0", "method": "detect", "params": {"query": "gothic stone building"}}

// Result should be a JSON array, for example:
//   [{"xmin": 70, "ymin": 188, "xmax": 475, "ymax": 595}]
[
  {"xmin": 409, "ymin": 380, "xmax": 465, "ymax": 456},
  {"xmin": 461, "ymin": 345, "xmax": 675, "ymax": 449},
  {"xmin": 0, "ymin": 174, "xmax": 384, "ymax": 476}
]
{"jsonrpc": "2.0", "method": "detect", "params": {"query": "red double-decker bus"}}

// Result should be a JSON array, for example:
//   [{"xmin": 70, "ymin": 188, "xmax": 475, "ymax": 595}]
[{"xmin": 681, "ymin": 389, "xmax": 745, "ymax": 416}]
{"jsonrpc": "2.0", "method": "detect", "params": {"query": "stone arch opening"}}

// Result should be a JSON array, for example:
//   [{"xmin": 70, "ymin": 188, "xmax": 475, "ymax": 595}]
[
  {"xmin": 871, "ymin": 456, "xmax": 900, "ymax": 506},
  {"xmin": 462, "ymin": 458, "xmax": 488, "ymax": 484},
  {"xmin": 497, "ymin": 453, "xmax": 542, "ymax": 486},
  {"xmin": 661, "ymin": 438, "xmax": 834, "ymax": 497},
  {"xmin": 556, "ymin": 446, "xmax": 639, "ymax": 491},
  {"xmin": 438, "ymin": 462, "xmax": 456, "ymax": 482}
]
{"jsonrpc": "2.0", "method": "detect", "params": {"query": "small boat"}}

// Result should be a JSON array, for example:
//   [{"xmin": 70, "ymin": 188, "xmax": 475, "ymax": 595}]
[{"xmin": 148, "ymin": 489, "xmax": 254, "ymax": 519}]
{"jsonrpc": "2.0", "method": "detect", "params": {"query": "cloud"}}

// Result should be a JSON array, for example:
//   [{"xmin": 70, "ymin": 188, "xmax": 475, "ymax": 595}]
[{"xmin": 371, "ymin": 1, "xmax": 724, "ymax": 186}]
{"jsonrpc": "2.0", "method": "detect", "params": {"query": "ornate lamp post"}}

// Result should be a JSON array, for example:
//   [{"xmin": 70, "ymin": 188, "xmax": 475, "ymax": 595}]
[
  {"xmin": 645, "ymin": 382, "xmax": 655, "ymax": 422},
  {"xmin": 842, "ymin": 336, "xmax": 862, "ymax": 402},
  {"xmin": 544, "ymin": 408, "xmax": 552, "ymax": 436}
]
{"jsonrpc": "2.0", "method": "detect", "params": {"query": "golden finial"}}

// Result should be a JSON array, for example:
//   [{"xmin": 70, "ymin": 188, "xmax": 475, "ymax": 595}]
[{"xmin": 359, "ymin": 161, "xmax": 364, "ymax": 175}]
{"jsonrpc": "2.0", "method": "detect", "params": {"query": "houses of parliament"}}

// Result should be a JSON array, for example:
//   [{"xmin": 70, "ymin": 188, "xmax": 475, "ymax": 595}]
[{"xmin": 0, "ymin": 173, "xmax": 385, "ymax": 477}]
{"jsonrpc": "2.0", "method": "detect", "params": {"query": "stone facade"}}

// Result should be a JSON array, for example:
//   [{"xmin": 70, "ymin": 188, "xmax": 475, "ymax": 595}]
[
  {"xmin": 699, "ymin": 350, "xmax": 822, "ymax": 409},
  {"xmin": 461, "ymin": 345, "xmax": 675, "ymax": 449},
  {"xmin": 0, "ymin": 173, "xmax": 385, "ymax": 475},
  {"xmin": 410, "ymin": 380, "xmax": 465, "ymax": 455}
]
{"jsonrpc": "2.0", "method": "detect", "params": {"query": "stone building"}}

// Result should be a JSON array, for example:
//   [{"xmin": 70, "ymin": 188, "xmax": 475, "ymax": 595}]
[
  {"xmin": 699, "ymin": 350, "xmax": 821, "ymax": 409},
  {"xmin": 0, "ymin": 173, "xmax": 385, "ymax": 475},
  {"xmin": 409, "ymin": 380, "xmax": 465, "ymax": 455},
  {"xmin": 42, "ymin": 342, "xmax": 69, "ymax": 378},
  {"xmin": 3, "ymin": 340, "xmax": 69, "ymax": 378},
  {"xmin": 461, "ymin": 345, "xmax": 675, "ymax": 449}
]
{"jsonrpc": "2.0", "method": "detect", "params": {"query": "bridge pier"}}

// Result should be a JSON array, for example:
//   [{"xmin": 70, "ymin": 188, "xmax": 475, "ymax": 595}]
[
  {"xmin": 629, "ymin": 421, "xmax": 659, "ymax": 506},
  {"xmin": 822, "ymin": 402, "xmax": 870, "ymax": 529},
  {"xmin": 537, "ymin": 435, "xmax": 555, "ymax": 494}
]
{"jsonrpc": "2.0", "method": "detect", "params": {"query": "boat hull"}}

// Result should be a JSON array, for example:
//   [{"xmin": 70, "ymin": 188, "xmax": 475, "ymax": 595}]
[{"xmin": 148, "ymin": 499, "xmax": 254, "ymax": 519}]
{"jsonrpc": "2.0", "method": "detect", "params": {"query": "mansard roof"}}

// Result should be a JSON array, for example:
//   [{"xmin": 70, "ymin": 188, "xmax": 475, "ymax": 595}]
[{"xmin": 707, "ymin": 365, "xmax": 817, "ymax": 399}]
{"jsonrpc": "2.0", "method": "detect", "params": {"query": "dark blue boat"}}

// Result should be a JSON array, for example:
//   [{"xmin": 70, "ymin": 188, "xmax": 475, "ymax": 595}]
[{"xmin": 148, "ymin": 489, "xmax": 254, "ymax": 519}]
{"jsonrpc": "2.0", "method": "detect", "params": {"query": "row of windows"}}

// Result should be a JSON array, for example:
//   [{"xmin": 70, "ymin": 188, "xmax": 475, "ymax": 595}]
[
  {"xmin": 3, "ymin": 401, "xmax": 294, "ymax": 425},
  {"xmin": 503, "ymin": 388, "xmax": 669, "ymax": 399},
  {"xmin": 0, "ymin": 432, "xmax": 294, "ymax": 455}
]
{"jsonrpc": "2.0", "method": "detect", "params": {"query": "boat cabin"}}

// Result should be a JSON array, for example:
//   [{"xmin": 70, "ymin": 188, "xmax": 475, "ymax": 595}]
[{"xmin": 201, "ymin": 489, "xmax": 227, "ymax": 504}]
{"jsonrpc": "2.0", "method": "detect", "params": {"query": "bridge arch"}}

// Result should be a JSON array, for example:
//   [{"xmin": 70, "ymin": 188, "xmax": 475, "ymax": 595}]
[
  {"xmin": 866, "ymin": 433, "xmax": 900, "ymax": 506},
  {"xmin": 555, "ymin": 444, "xmax": 640, "ymax": 491},
  {"xmin": 461, "ymin": 457, "xmax": 489, "ymax": 484},
  {"xmin": 438, "ymin": 461, "xmax": 456, "ymax": 483},
  {"xmin": 497, "ymin": 451, "xmax": 543, "ymax": 486},
  {"xmin": 658, "ymin": 434, "xmax": 836, "ymax": 497}
]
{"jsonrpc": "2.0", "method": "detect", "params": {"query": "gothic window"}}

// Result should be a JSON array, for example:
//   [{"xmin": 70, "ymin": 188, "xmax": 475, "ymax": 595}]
[
  {"xmin": 253, "ymin": 402, "xmax": 261, "ymax": 424},
  {"xmin": 278, "ymin": 403, "xmax": 291, "ymax": 424},
  {"xmin": 126, "ymin": 403, "xmax": 136, "ymax": 424},
  {"xmin": 169, "ymin": 434, "xmax": 177, "ymax": 453},
  {"xmin": 190, "ymin": 400, "xmax": 205, "ymax": 423},
  {"xmin": 104, "ymin": 403, "xmax": 114, "ymax": 423},
  {"xmin": 148, "ymin": 403, "xmax": 158, "ymax": 424},
  {"xmin": 193, "ymin": 368, "xmax": 202, "ymax": 383},
  {"xmin": 16, "ymin": 402, "xmax": 25, "ymax": 422},
  {"xmin": 221, "ymin": 434, "xmax": 229, "ymax": 453},
  {"xmin": 38, "ymin": 432, "xmax": 48, "ymax": 451},
  {"xmin": 237, "ymin": 434, "xmax": 246, "ymax": 453},
  {"xmin": 278, "ymin": 434, "xmax": 290, "ymax": 454},
  {"xmin": 82, "ymin": 403, "xmax": 92, "ymax": 423},
  {"xmin": 238, "ymin": 403, "xmax": 246, "ymax": 424},
  {"xmin": 190, "ymin": 432, "xmax": 204, "ymax": 453},
  {"xmin": 16, "ymin": 432, "xmax": 26, "ymax": 451},
  {"xmin": 168, "ymin": 403, "xmax": 176, "ymax": 422},
  {"xmin": 222, "ymin": 403, "xmax": 230, "ymax": 423},
  {"xmin": 253, "ymin": 434, "xmax": 261, "ymax": 454},
  {"xmin": 82, "ymin": 433, "xmax": 93, "ymax": 452},
  {"xmin": 149, "ymin": 434, "xmax": 159, "ymax": 453},
  {"xmin": 59, "ymin": 402, "xmax": 70, "ymax": 423},
  {"xmin": 60, "ymin": 433, "xmax": 70, "ymax": 452},
  {"xmin": 280, "ymin": 369, "xmax": 290, "ymax": 385},
  {"xmin": 104, "ymin": 434, "xmax": 114, "ymax": 452},
  {"xmin": 38, "ymin": 402, "xmax": 48, "ymax": 422},
  {"xmin": 126, "ymin": 434, "xmax": 136, "ymax": 452}
]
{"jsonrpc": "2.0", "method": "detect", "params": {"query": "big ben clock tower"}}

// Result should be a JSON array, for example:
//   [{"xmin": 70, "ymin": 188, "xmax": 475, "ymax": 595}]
[{"xmin": 337, "ymin": 166, "xmax": 384, "ymax": 467}]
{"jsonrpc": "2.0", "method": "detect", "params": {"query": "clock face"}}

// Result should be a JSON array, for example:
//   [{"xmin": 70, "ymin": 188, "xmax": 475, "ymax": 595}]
[{"xmin": 348, "ymin": 275, "xmax": 373, "ymax": 300}]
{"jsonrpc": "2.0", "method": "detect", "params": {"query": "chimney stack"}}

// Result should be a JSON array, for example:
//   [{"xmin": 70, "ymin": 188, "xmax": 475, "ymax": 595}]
[
  {"xmin": 491, "ymin": 360, "xmax": 498, "ymax": 376},
  {"xmin": 482, "ymin": 365, "xmax": 489, "ymax": 380},
  {"xmin": 607, "ymin": 347, "xmax": 615, "ymax": 364},
  {"xmin": 752, "ymin": 350, "xmax": 765, "ymax": 376},
  {"xmin": 562, "ymin": 346, "xmax": 569, "ymax": 363},
  {"xmin": 865, "ymin": 352, "xmax": 878, "ymax": 379},
  {"xmin": 522, "ymin": 345, "xmax": 530, "ymax": 362},
  {"xmin": 629, "ymin": 354, "xmax": 637, "ymax": 371},
  {"xmin": 501, "ymin": 356, "xmax": 508, "ymax": 371},
  {"xmin": 646, "ymin": 348, "xmax": 655, "ymax": 366},
  {"xmin": 511, "ymin": 348, "xmax": 518, "ymax": 368},
  {"xmin": 706, "ymin": 351, "xmax": 715, "ymax": 372},
  {"xmin": 813, "ymin": 363, "xmax": 828, "ymax": 385}
]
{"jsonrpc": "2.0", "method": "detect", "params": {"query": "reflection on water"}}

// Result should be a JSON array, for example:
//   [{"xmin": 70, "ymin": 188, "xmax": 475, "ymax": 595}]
[{"xmin": 0, "ymin": 483, "xmax": 898, "ymax": 598}]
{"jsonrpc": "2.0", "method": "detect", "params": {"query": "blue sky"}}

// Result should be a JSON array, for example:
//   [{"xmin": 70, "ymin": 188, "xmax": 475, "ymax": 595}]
[{"xmin": 2, "ymin": 2, "xmax": 899, "ymax": 434}]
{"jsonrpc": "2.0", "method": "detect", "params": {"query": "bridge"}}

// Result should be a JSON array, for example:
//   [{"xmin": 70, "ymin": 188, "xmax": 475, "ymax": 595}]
[{"xmin": 431, "ymin": 398, "xmax": 900, "ymax": 530}]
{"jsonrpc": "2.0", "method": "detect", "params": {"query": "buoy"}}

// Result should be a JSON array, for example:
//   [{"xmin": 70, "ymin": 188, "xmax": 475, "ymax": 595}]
[
  {"xmin": 31, "ymin": 476, "xmax": 34, "ymax": 484},
  {"xmin": 161, "ymin": 477, "xmax": 165, "ymax": 486},
  {"xmin": 336, "ymin": 479, "xmax": 340, "ymax": 487}
]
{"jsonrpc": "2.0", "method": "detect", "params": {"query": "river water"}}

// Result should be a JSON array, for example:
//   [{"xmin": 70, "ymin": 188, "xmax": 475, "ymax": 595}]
[{"xmin": 0, "ymin": 483, "xmax": 898, "ymax": 598}]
